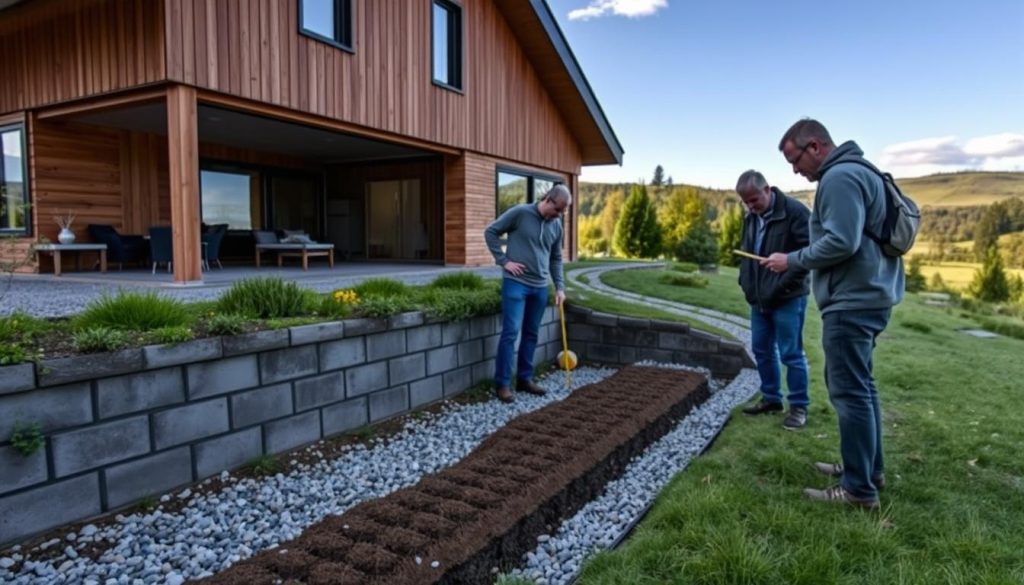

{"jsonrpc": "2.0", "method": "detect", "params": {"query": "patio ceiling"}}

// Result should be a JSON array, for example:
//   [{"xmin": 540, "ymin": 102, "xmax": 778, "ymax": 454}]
[{"xmin": 69, "ymin": 103, "xmax": 429, "ymax": 164}]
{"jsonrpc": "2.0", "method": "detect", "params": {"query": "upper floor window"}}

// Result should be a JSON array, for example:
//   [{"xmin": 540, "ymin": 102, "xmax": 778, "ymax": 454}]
[
  {"xmin": 300, "ymin": 0, "xmax": 353, "ymax": 51},
  {"xmin": 0, "ymin": 124, "xmax": 29, "ymax": 235},
  {"xmin": 432, "ymin": 0, "xmax": 463, "ymax": 91}
]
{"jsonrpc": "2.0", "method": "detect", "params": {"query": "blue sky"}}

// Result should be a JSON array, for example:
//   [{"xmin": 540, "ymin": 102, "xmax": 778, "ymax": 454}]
[{"xmin": 548, "ymin": 0, "xmax": 1024, "ymax": 191}]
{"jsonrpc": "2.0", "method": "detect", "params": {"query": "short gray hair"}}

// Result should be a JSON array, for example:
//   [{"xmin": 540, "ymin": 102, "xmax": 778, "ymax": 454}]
[
  {"xmin": 544, "ymin": 184, "xmax": 573, "ymax": 205},
  {"xmin": 735, "ymin": 170, "xmax": 768, "ymax": 195},
  {"xmin": 778, "ymin": 118, "xmax": 835, "ymax": 150}
]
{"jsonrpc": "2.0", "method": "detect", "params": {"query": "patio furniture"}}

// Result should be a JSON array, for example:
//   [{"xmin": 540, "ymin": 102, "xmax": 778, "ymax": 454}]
[
  {"xmin": 34, "ymin": 243, "xmax": 107, "ymax": 276},
  {"xmin": 148, "ymin": 226, "xmax": 173, "ymax": 274},
  {"xmin": 253, "ymin": 229, "xmax": 335, "ymax": 271},
  {"xmin": 86, "ymin": 224, "xmax": 147, "ymax": 269},
  {"xmin": 202, "ymin": 223, "xmax": 227, "ymax": 270}
]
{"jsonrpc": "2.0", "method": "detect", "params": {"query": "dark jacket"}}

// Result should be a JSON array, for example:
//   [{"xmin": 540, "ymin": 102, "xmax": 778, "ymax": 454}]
[{"xmin": 739, "ymin": 187, "xmax": 811, "ymax": 310}]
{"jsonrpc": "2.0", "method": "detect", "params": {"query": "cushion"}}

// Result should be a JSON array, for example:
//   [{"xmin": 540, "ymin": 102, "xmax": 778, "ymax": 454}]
[{"xmin": 282, "ymin": 234, "xmax": 314, "ymax": 244}]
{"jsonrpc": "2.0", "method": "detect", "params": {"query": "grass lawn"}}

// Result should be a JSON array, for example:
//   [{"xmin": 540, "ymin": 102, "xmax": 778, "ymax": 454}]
[{"xmin": 578, "ymin": 265, "xmax": 1024, "ymax": 584}]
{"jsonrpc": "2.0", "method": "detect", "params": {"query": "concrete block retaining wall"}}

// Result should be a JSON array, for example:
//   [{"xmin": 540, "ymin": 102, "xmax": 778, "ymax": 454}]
[{"xmin": 0, "ymin": 305, "xmax": 746, "ymax": 545}]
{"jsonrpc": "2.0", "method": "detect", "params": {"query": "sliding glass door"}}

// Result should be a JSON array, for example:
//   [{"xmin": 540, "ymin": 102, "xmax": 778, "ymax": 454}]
[{"xmin": 366, "ymin": 179, "xmax": 424, "ymax": 260}]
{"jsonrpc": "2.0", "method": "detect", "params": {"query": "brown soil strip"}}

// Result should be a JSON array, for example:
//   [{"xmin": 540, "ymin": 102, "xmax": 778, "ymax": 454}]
[{"xmin": 196, "ymin": 365, "xmax": 709, "ymax": 585}]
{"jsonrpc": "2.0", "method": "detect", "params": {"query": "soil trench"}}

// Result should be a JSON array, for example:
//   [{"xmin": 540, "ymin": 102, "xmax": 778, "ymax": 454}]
[{"xmin": 195, "ymin": 365, "xmax": 710, "ymax": 585}]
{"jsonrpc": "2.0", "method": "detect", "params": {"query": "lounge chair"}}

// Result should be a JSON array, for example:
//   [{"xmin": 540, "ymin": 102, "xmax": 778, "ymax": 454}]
[{"xmin": 252, "ymin": 230, "xmax": 334, "ymax": 271}]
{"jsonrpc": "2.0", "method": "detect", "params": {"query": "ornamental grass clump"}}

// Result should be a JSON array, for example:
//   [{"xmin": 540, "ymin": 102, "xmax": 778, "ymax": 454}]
[
  {"xmin": 75, "ymin": 291, "xmax": 191, "ymax": 332},
  {"xmin": 216, "ymin": 277, "xmax": 318, "ymax": 319},
  {"xmin": 420, "ymin": 281, "xmax": 501, "ymax": 320},
  {"xmin": 428, "ymin": 271, "xmax": 486, "ymax": 291},
  {"xmin": 353, "ymin": 278, "xmax": 410, "ymax": 299}
]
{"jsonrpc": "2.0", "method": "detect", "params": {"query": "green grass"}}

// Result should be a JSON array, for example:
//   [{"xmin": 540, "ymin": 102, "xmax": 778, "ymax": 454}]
[
  {"xmin": 600, "ymin": 265, "xmax": 750, "ymax": 317},
  {"xmin": 579, "ymin": 273, "xmax": 1024, "ymax": 584},
  {"xmin": 790, "ymin": 171, "xmax": 1024, "ymax": 208},
  {"xmin": 74, "ymin": 291, "xmax": 192, "ymax": 332}
]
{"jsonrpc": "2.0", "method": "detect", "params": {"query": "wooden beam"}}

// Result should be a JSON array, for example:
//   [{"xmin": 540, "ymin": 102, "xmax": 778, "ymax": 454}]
[
  {"xmin": 34, "ymin": 86, "xmax": 167, "ymax": 120},
  {"xmin": 166, "ymin": 84, "xmax": 202, "ymax": 284},
  {"xmin": 195, "ymin": 90, "xmax": 461, "ymax": 156}
]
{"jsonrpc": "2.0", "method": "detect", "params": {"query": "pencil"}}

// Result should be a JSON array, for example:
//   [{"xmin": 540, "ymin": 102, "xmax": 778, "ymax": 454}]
[{"xmin": 732, "ymin": 249, "xmax": 767, "ymax": 261}]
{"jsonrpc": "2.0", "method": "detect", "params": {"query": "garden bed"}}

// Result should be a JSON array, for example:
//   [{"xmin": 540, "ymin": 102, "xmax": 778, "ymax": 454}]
[{"xmin": 197, "ymin": 365, "xmax": 709, "ymax": 585}]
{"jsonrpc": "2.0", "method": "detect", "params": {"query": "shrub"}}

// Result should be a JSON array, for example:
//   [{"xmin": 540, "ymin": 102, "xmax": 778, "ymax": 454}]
[
  {"xmin": 206, "ymin": 313, "xmax": 247, "ymax": 336},
  {"xmin": 216, "ymin": 277, "xmax": 318, "ymax": 319},
  {"xmin": 353, "ymin": 278, "xmax": 410, "ymax": 299},
  {"xmin": 9, "ymin": 422, "xmax": 44, "ymax": 457},
  {"xmin": 73, "ymin": 327, "xmax": 129, "ymax": 353},
  {"xmin": 670, "ymin": 261, "xmax": 699, "ymax": 273},
  {"xmin": 356, "ymin": 295, "xmax": 419, "ymax": 318},
  {"xmin": 318, "ymin": 288, "xmax": 360, "ymax": 319},
  {"xmin": 429, "ymin": 272, "xmax": 486, "ymax": 291},
  {"xmin": 976, "ymin": 318, "xmax": 1024, "ymax": 342},
  {"xmin": 659, "ymin": 272, "xmax": 709, "ymax": 288},
  {"xmin": 905, "ymin": 257, "xmax": 927, "ymax": 293},
  {"xmin": 150, "ymin": 326, "xmax": 194, "ymax": 344},
  {"xmin": 0, "ymin": 342, "xmax": 34, "ymax": 365},
  {"xmin": 420, "ymin": 285, "xmax": 502, "ymax": 320},
  {"xmin": 75, "ymin": 291, "xmax": 190, "ymax": 332},
  {"xmin": 0, "ymin": 311, "xmax": 49, "ymax": 342}
]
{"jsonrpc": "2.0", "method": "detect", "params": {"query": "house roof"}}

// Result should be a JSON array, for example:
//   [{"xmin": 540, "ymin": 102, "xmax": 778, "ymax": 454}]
[{"xmin": 494, "ymin": 0, "xmax": 624, "ymax": 166}]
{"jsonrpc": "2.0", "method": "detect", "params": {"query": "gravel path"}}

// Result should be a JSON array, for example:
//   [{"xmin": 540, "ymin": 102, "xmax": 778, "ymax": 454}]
[{"xmin": 0, "ymin": 262, "xmax": 758, "ymax": 585}]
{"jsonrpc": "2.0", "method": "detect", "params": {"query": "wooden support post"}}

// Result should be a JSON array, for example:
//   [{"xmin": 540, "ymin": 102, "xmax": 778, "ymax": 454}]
[{"xmin": 166, "ymin": 85, "xmax": 203, "ymax": 284}]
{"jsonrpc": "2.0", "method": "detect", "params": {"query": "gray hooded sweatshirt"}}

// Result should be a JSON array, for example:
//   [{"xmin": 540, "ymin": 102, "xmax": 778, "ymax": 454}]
[
  {"xmin": 484, "ymin": 202, "xmax": 565, "ymax": 290},
  {"xmin": 787, "ymin": 141, "xmax": 904, "ymax": 314}
]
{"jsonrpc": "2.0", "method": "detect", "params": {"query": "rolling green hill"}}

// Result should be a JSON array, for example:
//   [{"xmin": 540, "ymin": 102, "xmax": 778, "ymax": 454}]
[{"xmin": 788, "ymin": 171, "xmax": 1024, "ymax": 208}]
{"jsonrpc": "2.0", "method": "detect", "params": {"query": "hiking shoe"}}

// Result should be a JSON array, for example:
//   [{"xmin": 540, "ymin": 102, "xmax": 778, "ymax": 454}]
[
  {"xmin": 803, "ymin": 484, "xmax": 880, "ymax": 510},
  {"xmin": 814, "ymin": 462, "xmax": 887, "ymax": 490},
  {"xmin": 496, "ymin": 386, "xmax": 514, "ymax": 403},
  {"xmin": 516, "ymin": 379, "xmax": 547, "ymax": 396},
  {"xmin": 782, "ymin": 407, "xmax": 807, "ymax": 430},
  {"xmin": 742, "ymin": 399, "xmax": 784, "ymax": 415}
]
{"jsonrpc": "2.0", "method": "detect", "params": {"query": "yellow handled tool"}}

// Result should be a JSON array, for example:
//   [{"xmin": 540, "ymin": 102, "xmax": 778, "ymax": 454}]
[
  {"xmin": 556, "ymin": 301, "xmax": 578, "ymax": 389},
  {"xmin": 732, "ymin": 249, "xmax": 767, "ymax": 261}
]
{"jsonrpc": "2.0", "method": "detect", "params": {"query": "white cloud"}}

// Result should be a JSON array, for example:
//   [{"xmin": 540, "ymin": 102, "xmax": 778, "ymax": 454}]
[
  {"xmin": 568, "ymin": 0, "xmax": 668, "ymax": 21},
  {"xmin": 879, "ymin": 133, "xmax": 1024, "ymax": 178}
]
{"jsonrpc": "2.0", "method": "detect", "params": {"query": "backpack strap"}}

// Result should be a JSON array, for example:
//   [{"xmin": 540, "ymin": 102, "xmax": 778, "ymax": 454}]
[{"xmin": 826, "ymin": 158, "xmax": 891, "ymax": 246}]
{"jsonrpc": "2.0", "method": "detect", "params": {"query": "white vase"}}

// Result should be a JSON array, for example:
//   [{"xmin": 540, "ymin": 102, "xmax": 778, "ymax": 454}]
[{"xmin": 58, "ymin": 227, "xmax": 76, "ymax": 245}]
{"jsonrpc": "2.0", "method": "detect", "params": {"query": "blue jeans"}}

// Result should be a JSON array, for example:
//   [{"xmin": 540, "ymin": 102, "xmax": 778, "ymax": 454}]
[
  {"xmin": 822, "ymin": 308, "xmax": 891, "ymax": 500},
  {"xmin": 750, "ymin": 296, "xmax": 810, "ymax": 408},
  {"xmin": 494, "ymin": 278, "xmax": 549, "ymax": 387}
]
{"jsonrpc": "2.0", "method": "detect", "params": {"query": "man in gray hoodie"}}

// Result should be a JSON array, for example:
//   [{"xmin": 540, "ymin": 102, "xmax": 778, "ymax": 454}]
[
  {"xmin": 484, "ymin": 185, "xmax": 569, "ymax": 403},
  {"xmin": 762, "ymin": 119, "xmax": 904, "ymax": 509}
]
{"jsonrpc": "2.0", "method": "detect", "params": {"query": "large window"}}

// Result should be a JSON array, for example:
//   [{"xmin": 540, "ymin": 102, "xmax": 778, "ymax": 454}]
[
  {"xmin": 496, "ymin": 169, "xmax": 563, "ymax": 217},
  {"xmin": 300, "ymin": 0, "xmax": 353, "ymax": 51},
  {"xmin": 432, "ymin": 0, "xmax": 463, "ymax": 91},
  {"xmin": 0, "ymin": 124, "xmax": 28, "ymax": 234},
  {"xmin": 200, "ymin": 170, "xmax": 260, "ymax": 229}
]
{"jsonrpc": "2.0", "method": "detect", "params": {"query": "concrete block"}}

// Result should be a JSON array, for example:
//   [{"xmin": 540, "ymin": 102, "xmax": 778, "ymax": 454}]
[
  {"xmin": 426, "ymin": 345, "xmax": 458, "ymax": 376},
  {"xmin": 638, "ymin": 348, "xmax": 675, "ymax": 363},
  {"xmin": 0, "ymin": 364, "xmax": 34, "ymax": 394},
  {"xmin": 289, "ymin": 321, "xmax": 345, "ymax": 346},
  {"xmin": 409, "ymin": 376, "xmax": 443, "ymax": 408},
  {"xmin": 345, "ymin": 362, "xmax": 389, "ymax": 397},
  {"xmin": 469, "ymin": 315, "xmax": 496, "ymax": 338},
  {"xmin": 51, "ymin": 416, "xmax": 150, "ymax": 477},
  {"xmin": 566, "ymin": 323, "xmax": 602, "ymax": 343},
  {"xmin": 264, "ymin": 411, "xmax": 321, "ymax": 454},
  {"xmin": 586, "ymin": 311, "xmax": 619, "ymax": 327},
  {"xmin": 0, "ymin": 444, "xmax": 48, "ymax": 495},
  {"xmin": 389, "ymin": 354, "xmax": 426, "ymax": 386},
  {"xmin": 443, "ymin": 367, "xmax": 472, "ymax": 397},
  {"xmin": 104, "ymin": 447, "xmax": 193, "ymax": 508},
  {"xmin": 194, "ymin": 428, "xmax": 262, "ymax": 479},
  {"xmin": 458, "ymin": 340, "xmax": 483, "ymax": 366},
  {"xmin": 369, "ymin": 386, "xmax": 409, "ymax": 422},
  {"xmin": 222, "ymin": 329, "xmax": 289, "ymax": 356},
  {"xmin": 388, "ymin": 311, "xmax": 425, "ymax": 330},
  {"xmin": 231, "ymin": 384, "xmax": 293, "ymax": 428},
  {"xmin": 659, "ymin": 331, "xmax": 719, "ymax": 353},
  {"xmin": 152, "ymin": 399, "xmax": 229, "ymax": 450},
  {"xmin": 585, "ymin": 342, "xmax": 621, "ymax": 365},
  {"xmin": 650, "ymin": 320, "xmax": 691, "ymax": 333},
  {"xmin": 260, "ymin": 345, "xmax": 318, "ymax": 384},
  {"xmin": 294, "ymin": 372, "xmax": 345, "ymax": 411},
  {"xmin": 37, "ymin": 348, "xmax": 143, "ymax": 387},
  {"xmin": 187, "ymin": 355, "xmax": 260, "ymax": 399},
  {"xmin": 143, "ymin": 338, "xmax": 222, "ymax": 369},
  {"xmin": 319, "ymin": 337, "xmax": 366, "ymax": 372},
  {"xmin": 322, "ymin": 397, "xmax": 368, "ymax": 436},
  {"xmin": 617, "ymin": 316, "xmax": 651, "ymax": 329},
  {"xmin": 97, "ymin": 367, "xmax": 185, "ymax": 419},
  {"xmin": 442, "ymin": 321, "xmax": 470, "ymax": 345},
  {"xmin": 471, "ymin": 359, "xmax": 495, "ymax": 387},
  {"xmin": 603, "ymin": 327, "xmax": 657, "ymax": 347},
  {"xmin": 619, "ymin": 346, "xmax": 637, "ymax": 364},
  {"xmin": 0, "ymin": 382, "xmax": 92, "ymax": 440},
  {"xmin": 0, "ymin": 474, "xmax": 101, "ymax": 546},
  {"xmin": 483, "ymin": 334, "xmax": 500, "ymax": 359},
  {"xmin": 366, "ymin": 330, "xmax": 406, "ymax": 362},
  {"xmin": 342, "ymin": 317, "xmax": 387, "ymax": 337},
  {"xmin": 406, "ymin": 324, "xmax": 442, "ymax": 352}
]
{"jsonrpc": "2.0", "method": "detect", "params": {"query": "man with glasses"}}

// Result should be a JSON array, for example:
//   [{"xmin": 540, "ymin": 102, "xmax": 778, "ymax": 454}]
[
  {"xmin": 735, "ymin": 170, "xmax": 811, "ymax": 430},
  {"xmin": 485, "ymin": 184, "xmax": 570, "ymax": 403},
  {"xmin": 761, "ymin": 119, "xmax": 904, "ymax": 509}
]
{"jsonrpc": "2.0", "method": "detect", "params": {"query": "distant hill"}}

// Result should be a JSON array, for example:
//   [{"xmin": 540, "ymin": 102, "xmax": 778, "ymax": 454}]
[{"xmin": 788, "ymin": 171, "xmax": 1024, "ymax": 208}]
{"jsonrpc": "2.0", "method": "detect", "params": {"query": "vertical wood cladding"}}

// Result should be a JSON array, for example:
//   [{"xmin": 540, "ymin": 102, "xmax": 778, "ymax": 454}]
[
  {"xmin": 0, "ymin": 0, "xmax": 167, "ymax": 114},
  {"xmin": 163, "ymin": 0, "xmax": 583, "ymax": 175}
]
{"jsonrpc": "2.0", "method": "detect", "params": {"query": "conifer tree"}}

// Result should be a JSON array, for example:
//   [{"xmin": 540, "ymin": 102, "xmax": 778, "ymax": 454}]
[
  {"xmin": 717, "ymin": 204, "xmax": 744, "ymax": 267},
  {"xmin": 969, "ymin": 245, "xmax": 1010, "ymax": 302},
  {"xmin": 613, "ymin": 184, "xmax": 661, "ymax": 258}
]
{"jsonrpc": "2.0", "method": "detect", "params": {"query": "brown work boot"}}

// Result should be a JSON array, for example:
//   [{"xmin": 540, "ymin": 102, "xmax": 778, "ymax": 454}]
[
  {"xmin": 803, "ymin": 484, "xmax": 880, "ymax": 510},
  {"xmin": 496, "ymin": 386, "xmax": 514, "ymax": 403},
  {"xmin": 516, "ymin": 379, "xmax": 547, "ymax": 396},
  {"xmin": 742, "ymin": 399, "xmax": 783, "ymax": 415},
  {"xmin": 814, "ymin": 462, "xmax": 887, "ymax": 490}
]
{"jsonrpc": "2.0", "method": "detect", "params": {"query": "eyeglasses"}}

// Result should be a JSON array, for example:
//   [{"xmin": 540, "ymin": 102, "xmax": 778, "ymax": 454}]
[{"xmin": 786, "ymin": 142, "xmax": 813, "ymax": 166}]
